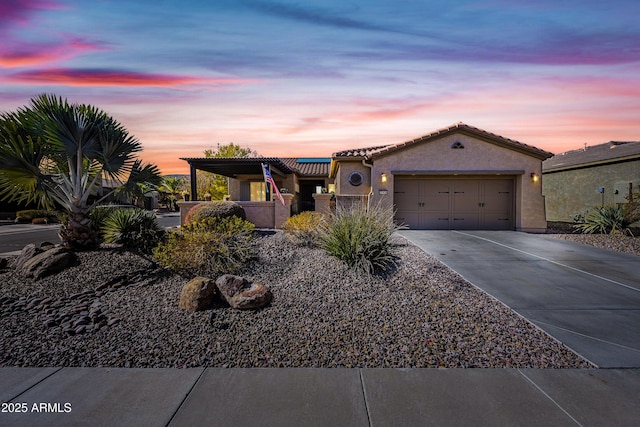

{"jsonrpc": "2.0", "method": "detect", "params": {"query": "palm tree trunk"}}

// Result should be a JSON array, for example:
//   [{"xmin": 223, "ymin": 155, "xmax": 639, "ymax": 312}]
[{"xmin": 59, "ymin": 202, "xmax": 99, "ymax": 250}]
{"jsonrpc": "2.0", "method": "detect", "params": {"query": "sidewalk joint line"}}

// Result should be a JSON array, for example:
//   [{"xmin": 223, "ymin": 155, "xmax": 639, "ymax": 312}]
[
  {"xmin": 358, "ymin": 369, "xmax": 373, "ymax": 427},
  {"xmin": 7, "ymin": 367, "xmax": 64, "ymax": 402},
  {"xmin": 517, "ymin": 370, "xmax": 584, "ymax": 427},
  {"xmin": 454, "ymin": 231, "xmax": 640, "ymax": 293},
  {"xmin": 166, "ymin": 367, "xmax": 207, "ymax": 426},
  {"xmin": 532, "ymin": 319, "xmax": 640, "ymax": 354}
]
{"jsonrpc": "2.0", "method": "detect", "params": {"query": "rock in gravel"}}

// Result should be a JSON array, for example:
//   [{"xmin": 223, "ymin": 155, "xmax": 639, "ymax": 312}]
[
  {"xmin": 0, "ymin": 258, "xmax": 8, "ymax": 269},
  {"xmin": 21, "ymin": 246, "xmax": 75, "ymax": 279},
  {"xmin": 179, "ymin": 276, "xmax": 217, "ymax": 312},
  {"xmin": 215, "ymin": 274, "xmax": 272, "ymax": 310}
]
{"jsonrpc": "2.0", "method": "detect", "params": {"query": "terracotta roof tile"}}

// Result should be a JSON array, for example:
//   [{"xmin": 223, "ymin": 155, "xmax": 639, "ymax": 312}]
[{"xmin": 332, "ymin": 123, "xmax": 553, "ymax": 161}]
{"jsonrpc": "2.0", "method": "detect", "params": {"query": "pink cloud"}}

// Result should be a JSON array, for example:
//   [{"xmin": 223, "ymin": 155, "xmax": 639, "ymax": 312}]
[
  {"xmin": 5, "ymin": 68, "xmax": 259, "ymax": 87},
  {"xmin": 0, "ymin": 0, "xmax": 63, "ymax": 29},
  {"xmin": 0, "ymin": 37, "xmax": 106, "ymax": 68}
]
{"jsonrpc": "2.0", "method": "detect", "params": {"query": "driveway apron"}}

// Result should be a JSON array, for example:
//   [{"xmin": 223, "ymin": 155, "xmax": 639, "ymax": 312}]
[{"xmin": 397, "ymin": 230, "xmax": 640, "ymax": 368}]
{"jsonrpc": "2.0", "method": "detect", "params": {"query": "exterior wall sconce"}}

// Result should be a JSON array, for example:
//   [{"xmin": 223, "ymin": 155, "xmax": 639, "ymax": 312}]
[
  {"xmin": 380, "ymin": 173, "xmax": 388, "ymax": 184},
  {"xmin": 530, "ymin": 172, "xmax": 539, "ymax": 183}
]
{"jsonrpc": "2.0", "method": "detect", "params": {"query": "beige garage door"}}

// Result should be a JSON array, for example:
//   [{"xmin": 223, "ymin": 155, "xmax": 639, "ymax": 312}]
[{"xmin": 394, "ymin": 178, "xmax": 514, "ymax": 230}]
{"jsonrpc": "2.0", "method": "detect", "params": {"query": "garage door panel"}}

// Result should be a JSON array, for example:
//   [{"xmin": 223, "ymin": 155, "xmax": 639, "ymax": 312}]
[
  {"xmin": 395, "ymin": 212, "xmax": 421, "ymax": 229},
  {"xmin": 422, "ymin": 181, "xmax": 450, "ymax": 212},
  {"xmin": 452, "ymin": 213, "xmax": 480, "ymax": 229},
  {"xmin": 483, "ymin": 213, "xmax": 512, "ymax": 230},
  {"xmin": 422, "ymin": 213, "xmax": 451, "ymax": 229},
  {"xmin": 483, "ymin": 180, "xmax": 513, "ymax": 213},
  {"xmin": 394, "ymin": 177, "xmax": 514, "ymax": 230}
]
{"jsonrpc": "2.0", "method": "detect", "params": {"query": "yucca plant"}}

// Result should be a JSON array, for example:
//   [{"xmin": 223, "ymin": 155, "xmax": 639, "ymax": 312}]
[
  {"xmin": 101, "ymin": 208, "xmax": 165, "ymax": 254},
  {"xmin": 320, "ymin": 202, "xmax": 400, "ymax": 275},
  {"xmin": 0, "ymin": 94, "xmax": 161, "ymax": 249},
  {"xmin": 574, "ymin": 205, "xmax": 629, "ymax": 234}
]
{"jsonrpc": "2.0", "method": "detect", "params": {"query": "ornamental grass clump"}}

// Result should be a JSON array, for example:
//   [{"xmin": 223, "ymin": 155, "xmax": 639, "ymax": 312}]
[
  {"xmin": 574, "ymin": 205, "xmax": 631, "ymax": 235},
  {"xmin": 101, "ymin": 208, "xmax": 165, "ymax": 254},
  {"xmin": 153, "ymin": 216, "xmax": 256, "ymax": 276},
  {"xmin": 282, "ymin": 211, "xmax": 325, "ymax": 246},
  {"xmin": 320, "ymin": 202, "xmax": 400, "ymax": 275}
]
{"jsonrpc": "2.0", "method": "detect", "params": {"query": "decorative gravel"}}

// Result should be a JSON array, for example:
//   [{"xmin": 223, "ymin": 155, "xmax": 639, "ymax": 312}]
[
  {"xmin": 0, "ymin": 232, "xmax": 592, "ymax": 368},
  {"xmin": 546, "ymin": 233, "xmax": 640, "ymax": 257}
]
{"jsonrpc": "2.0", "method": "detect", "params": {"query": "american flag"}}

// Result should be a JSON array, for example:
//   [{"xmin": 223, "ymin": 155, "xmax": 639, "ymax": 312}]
[{"xmin": 262, "ymin": 163, "xmax": 285, "ymax": 205}]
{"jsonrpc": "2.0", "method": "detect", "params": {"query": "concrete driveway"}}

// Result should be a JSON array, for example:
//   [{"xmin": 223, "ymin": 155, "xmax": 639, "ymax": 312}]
[{"xmin": 397, "ymin": 230, "xmax": 640, "ymax": 368}]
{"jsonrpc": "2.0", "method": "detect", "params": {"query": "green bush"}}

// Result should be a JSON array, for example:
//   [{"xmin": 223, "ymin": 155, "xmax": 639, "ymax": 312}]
[
  {"xmin": 101, "ymin": 208, "xmax": 165, "ymax": 254},
  {"xmin": 320, "ymin": 202, "xmax": 400, "ymax": 275},
  {"xmin": 16, "ymin": 209, "xmax": 60, "ymax": 223},
  {"xmin": 90, "ymin": 205, "xmax": 121, "ymax": 231},
  {"xmin": 153, "ymin": 216, "xmax": 255, "ymax": 276},
  {"xmin": 184, "ymin": 201, "xmax": 246, "ymax": 225},
  {"xmin": 282, "ymin": 211, "xmax": 325, "ymax": 246},
  {"xmin": 574, "ymin": 205, "xmax": 630, "ymax": 234}
]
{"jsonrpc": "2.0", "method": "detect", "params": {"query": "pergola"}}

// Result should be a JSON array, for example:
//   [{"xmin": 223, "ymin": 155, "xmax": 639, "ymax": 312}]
[{"xmin": 179, "ymin": 157, "xmax": 294, "ymax": 200}]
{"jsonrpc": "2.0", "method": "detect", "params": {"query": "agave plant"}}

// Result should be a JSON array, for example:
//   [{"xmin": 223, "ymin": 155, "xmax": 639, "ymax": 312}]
[
  {"xmin": 574, "ymin": 205, "xmax": 629, "ymax": 234},
  {"xmin": 0, "ymin": 94, "xmax": 161, "ymax": 249}
]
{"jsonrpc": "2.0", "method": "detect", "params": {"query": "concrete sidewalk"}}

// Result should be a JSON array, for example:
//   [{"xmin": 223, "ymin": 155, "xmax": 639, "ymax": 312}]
[
  {"xmin": 2, "ymin": 367, "xmax": 640, "ymax": 426},
  {"xmin": 398, "ymin": 230, "xmax": 640, "ymax": 368}
]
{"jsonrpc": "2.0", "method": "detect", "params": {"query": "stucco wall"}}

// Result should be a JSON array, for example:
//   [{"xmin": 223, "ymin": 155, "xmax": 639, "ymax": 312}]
[
  {"xmin": 543, "ymin": 160, "xmax": 640, "ymax": 222},
  {"xmin": 335, "ymin": 160, "xmax": 372, "ymax": 196},
  {"xmin": 338, "ymin": 133, "xmax": 547, "ymax": 231}
]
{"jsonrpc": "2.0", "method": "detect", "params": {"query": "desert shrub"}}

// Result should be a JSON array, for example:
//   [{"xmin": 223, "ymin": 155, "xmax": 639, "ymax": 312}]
[
  {"xmin": 153, "ymin": 216, "xmax": 255, "ymax": 276},
  {"xmin": 101, "ymin": 208, "xmax": 165, "ymax": 254},
  {"xmin": 90, "ymin": 205, "xmax": 122, "ymax": 231},
  {"xmin": 184, "ymin": 201, "xmax": 246, "ymax": 225},
  {"xmin": 573, "ymin": 205, "xmax": 630, "ymax": 235},
  {"xmin": 319, "ymin": 202, "xmax": 400, "ymax": 275},
  {"xmin": 16, "ymin": 209, "xmax": 59, "ymax": 223},
  {"xmin": 282, "ymin": 211, "xmax": 325, "ymax": 246}
]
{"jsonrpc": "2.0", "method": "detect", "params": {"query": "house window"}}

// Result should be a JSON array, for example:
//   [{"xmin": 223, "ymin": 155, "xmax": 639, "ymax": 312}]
[
  {"xmin": 451, "ymin": 141, "xmax": 465, "ymax": 149},
  {"xmin": 250, "ymin": 181, "xmax": 266, "ymax": 201},
  {"xmin": 348, "ymin": 171, "xmax": 364, "ymax": 186}
]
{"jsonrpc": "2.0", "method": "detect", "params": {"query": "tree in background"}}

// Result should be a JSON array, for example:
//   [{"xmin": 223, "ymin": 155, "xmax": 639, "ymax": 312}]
[
  {"xmin": 198, "ymin": 143, "xmax": 258, "ymax": 200},
  {"xmin": 0, "ymin": 94, "xmax": 161, "ymax": 249},
  {"xmin": 158, "ymin": 176, "xmax": 187, "ymax": 211}
]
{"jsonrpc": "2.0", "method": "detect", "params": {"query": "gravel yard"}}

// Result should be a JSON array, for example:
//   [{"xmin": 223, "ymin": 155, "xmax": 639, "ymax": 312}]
[
  {"xmin": 546, "ymin": 233, "xmax": 640, "ymax": 257},
  {"xmin": 1, "ymin": 231, "xmax": 596, "ymax": 368}
]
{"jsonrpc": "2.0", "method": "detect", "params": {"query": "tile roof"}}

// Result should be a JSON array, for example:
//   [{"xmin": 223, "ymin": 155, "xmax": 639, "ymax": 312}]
[
  {"xmin": 280, "ymin": 158, "xmax": 331, "ymax": 176},
  {"xmin": 543, "ymin": 141, "xmax": 640, "ymax": 172},
  {"xmin": 332, "ymin": 144, "xmax": 394, "ymax": 158},
  {"xmin": 332, "ymin": 123, "xmax": 553, "ymax": 160}
]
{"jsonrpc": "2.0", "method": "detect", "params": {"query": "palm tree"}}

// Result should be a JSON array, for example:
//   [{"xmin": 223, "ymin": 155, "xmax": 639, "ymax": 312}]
[
  {"xmin": 158, "ymin": 176, "xmax": 186, "ymax": 211},
  {"xmin": 0, "ymin": 94, "xmax": 161, "ymax": 249}
]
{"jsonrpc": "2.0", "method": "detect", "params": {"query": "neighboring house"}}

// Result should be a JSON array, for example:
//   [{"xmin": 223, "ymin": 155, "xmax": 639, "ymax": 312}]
[
  {"xmin": 543, "ymin": 141, "xmax": 640, "ymax": 222},
  {"xmin": 181, "ymin": 123, "xmax": 553, "ymax": 231}
]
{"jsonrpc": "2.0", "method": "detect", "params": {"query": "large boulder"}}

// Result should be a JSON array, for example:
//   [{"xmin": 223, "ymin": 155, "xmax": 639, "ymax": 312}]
[
  {"xmin": 22, "ymin": 247, "xmax": 74, "ymax": 279},
  {"xmin": 179, "ymin": 276, "xmax": 217, "ymax": 312},
  {"xmin": 215, "ymin": 274, "xmax": 272, "ymax": 310}
]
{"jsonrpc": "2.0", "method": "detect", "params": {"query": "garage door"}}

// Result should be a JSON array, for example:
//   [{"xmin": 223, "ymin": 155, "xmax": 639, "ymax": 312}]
[{"xmin": 394, "ymin": 178, "xmax": 514, "ymax": 230}]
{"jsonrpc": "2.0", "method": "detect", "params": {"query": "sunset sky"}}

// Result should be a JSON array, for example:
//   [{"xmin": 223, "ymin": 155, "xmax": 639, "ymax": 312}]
[{"xmin": 1, "ymin": 0, "xmax": 639, "ymax": 174}]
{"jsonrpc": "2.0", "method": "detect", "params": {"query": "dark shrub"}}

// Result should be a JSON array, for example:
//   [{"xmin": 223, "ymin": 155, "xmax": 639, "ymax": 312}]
[
  {"xmin": 101, "ymin": 208, "xmax": 165, "ymax": 254},
  {"xmin": 153, "ymin": 216, "xmax": 255, "ymax": 276},
  {"xmin": 282, "ymin": 211, "xmax": 325, "ymax": 246},
  {"xmin": 184, "ymin": 201, "xmax": 246, "ymax": 225}
]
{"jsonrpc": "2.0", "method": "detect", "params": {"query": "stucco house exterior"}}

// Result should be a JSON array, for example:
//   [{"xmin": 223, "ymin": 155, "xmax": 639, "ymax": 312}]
[
  {"xmin": 181, "ymin": 123, "xmax": 553, "ymax": 231},
  {"xmin": 542, "ymin": 141, "xmax": 640, "ymax": 222},
  {"xmin": 330, "ymin": 123, "xmax": 553, "ymax": 232}
]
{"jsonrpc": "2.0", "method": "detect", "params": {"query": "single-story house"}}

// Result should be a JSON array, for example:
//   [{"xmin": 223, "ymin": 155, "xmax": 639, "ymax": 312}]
[
  {"xmin": 542, "ymin": 141, "xmax": 640, "ymax": 222},
  {"xmin": 181, "ymin": 123, "xmax": 553, "ymax": 232}
]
